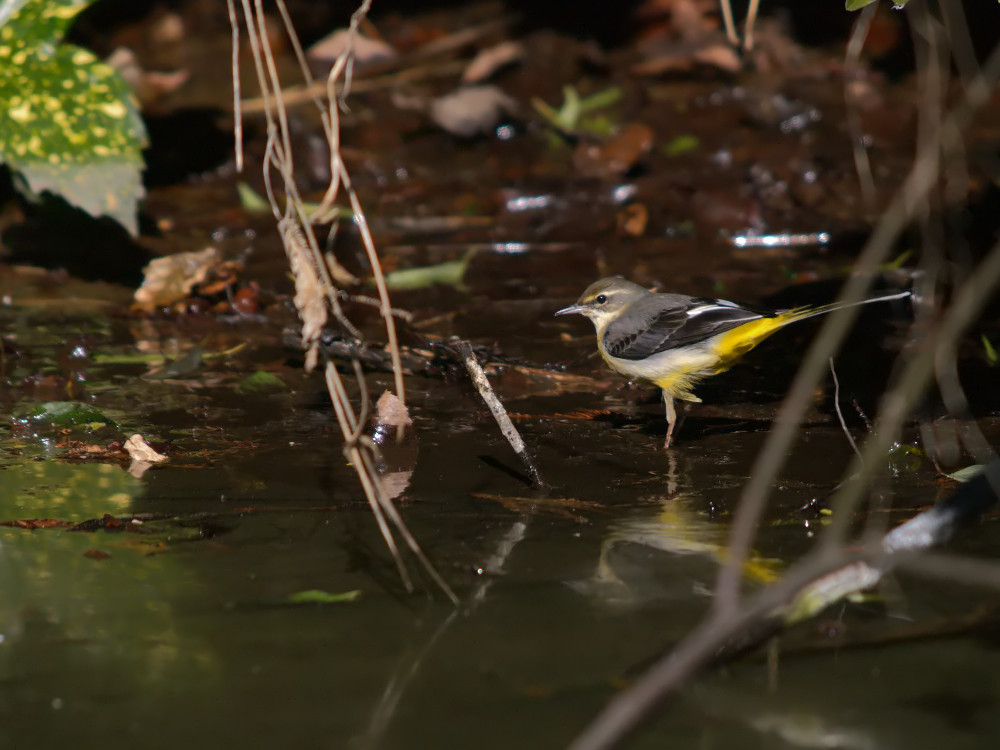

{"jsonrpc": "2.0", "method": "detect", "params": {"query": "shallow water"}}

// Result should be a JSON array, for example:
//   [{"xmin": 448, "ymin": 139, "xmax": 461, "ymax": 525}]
[
  {"xmin": 4, "ymin": 1, "xmax": 1000, "ymax": 747},
  {"xmin": 1, "ymin": 289, "xmax": 994, "ymax": 750}
]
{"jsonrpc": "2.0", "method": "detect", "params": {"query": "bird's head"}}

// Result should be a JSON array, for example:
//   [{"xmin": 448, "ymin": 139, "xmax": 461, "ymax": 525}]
[{"xmin": 555, "ymin": 277, "xmax": 648, "ymax": 329}]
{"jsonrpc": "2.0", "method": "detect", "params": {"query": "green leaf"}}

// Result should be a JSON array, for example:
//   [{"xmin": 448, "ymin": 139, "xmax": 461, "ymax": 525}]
[
  {"xmin": 236, "ymin": 181, "xmax": 271, "ymax": 213},
  {"xmin": 982, "ymin": 335, "xmax": 998, "ymax": 366},
  {"xmin": 285, "ymin": 589, "xmax": 361, "ymax": 605},
  {"xmin": 236, "ymin": 370, "xmax": 287, "ymax": 394},
  {"xmin": 24, "ymin": 401, "xmax": 118, "ymax": 429},
  {"xmin": 662, "ymin": 134, "xmax": 700, "ymax": 157},
  {"xmin": 0, "ymin": 0, "xmax": 148, "ymax": 234},
  {"xmin": 946, "ymin": 465, "xmax": 985, "ymax": 483},
  {"xmin": 237, "ymin": 181, "xmax": 352, "ymax": 222},
  {"xmin": 381, "ymin": 249, "xmax": 478, "ymax": 290},
  {"xmin": 846, "ymin": 0, "xmax": 909, "ymax": 8},
  {"xmin": 532, "ymin": 85, "xmax": 622, "ymax": 134}
]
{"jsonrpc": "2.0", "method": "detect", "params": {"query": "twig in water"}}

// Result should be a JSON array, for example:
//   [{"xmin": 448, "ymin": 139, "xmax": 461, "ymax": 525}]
[
  {"xmin": 229, "ymin": 0, "xmax": 455, "ymax": 602},
  {"xmin": 830, "ymin": 358, "xmax": 862, "ymax": 461},
  {"xmin": 457, "ymin": 341, "xmax": 546, "ymax": 489},
  {"xmin": 844, "ymin": 2, "xmax": 879, "ymax": 208}
]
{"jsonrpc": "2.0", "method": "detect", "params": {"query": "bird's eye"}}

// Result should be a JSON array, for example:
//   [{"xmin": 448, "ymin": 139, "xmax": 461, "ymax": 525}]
[{"xmin": 595, "ymin": 294, "xmax": 608, "ymax": 304}]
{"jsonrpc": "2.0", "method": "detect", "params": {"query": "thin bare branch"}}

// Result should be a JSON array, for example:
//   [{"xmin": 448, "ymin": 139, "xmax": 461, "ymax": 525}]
[
  {"xmin": 829, "ymin": 358, "xmax": 862, "ymax": 461},
  {"xmin": 844, "ymin": 2, "xmax": 878, "ymax": 208},
  {"xmin": 229, "ymin": 0, "xmax": 452, "ymax": 601},
  {"xmin": 458, "ymin": 341, "xmax": 546, "ymax": 489},
  {"xmin": 713, "ymin": 37, "xmax": 1000, "ymax": 615},
  {"xmin": 226, "ymin": 0, "xmax": 243, "ymax": 173}
]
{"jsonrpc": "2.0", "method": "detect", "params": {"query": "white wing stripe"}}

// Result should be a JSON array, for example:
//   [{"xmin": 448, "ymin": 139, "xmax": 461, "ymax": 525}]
[{"xmin": 685, "ymin": 302, "xmax": 751, "ymax": 318}]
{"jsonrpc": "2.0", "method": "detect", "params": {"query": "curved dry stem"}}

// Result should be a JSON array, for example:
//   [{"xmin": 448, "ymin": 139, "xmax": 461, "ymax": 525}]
[
  {"xmin": 713, "ymin": 36, "xmax": 1000, "ymax": 615},
  {"xmin": 226, "ymin": 0, "xmax": 243, "ymax": 173},
  {"xmin": 821, "ymin": 238, "xmax": 1000, "ymax": 548},
  {"xmin": 829, "ymin": 358, "xmax": 862, "ymax": 461},
  {"xmin": 571, "ymin": 18, "xmax": 1000, "ymax": 750},
  {"xmin": 742, "ymin": 0, "xmax": 760, "ymax": 51},
  {"xmin": 844, "ymin": 2, "xmax": 878, "ymax": 208},
  {"xmin": 230, "ymin": 0, "xmax": 449, "ymax": 601},
  {"xmin": 567, "ymin": 546, "xmax": 852, "ymax": 750},
  {"xmin": 718, "ymin": 0, "xmax": 738, "ymax": 47}
]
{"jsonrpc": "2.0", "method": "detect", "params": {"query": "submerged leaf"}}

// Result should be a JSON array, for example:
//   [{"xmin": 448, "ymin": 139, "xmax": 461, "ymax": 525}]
[
  {"xmin": 236, "ymin": 181, "xmax": 271, "ymax": 213},
  {"xmin": 25, "ymin": 401, "xmax": 118, "ymax": 429},
  {"xmin": 382, "ymin": 249, "xmax": 477, "ymax": 290},
  {"xmin": 144, "ymin": 346, "xmax": 204, "ymax": 379},
  {"xmin": 237, "ymin": 370, "xmax": 287, "ymax": 394},
  {"xmin": 237, "ymin": 181, "xmax": 352, "ymax": 222},
  {"xmin": 662, "ymin": 134, "xmax": 700, "ymax": 157},
  {"xmin": 982, "ymin": 335, "xmax": 998, "ymax": 366},
  {"xmin": 285, "ymin": 589, "xmax": 361, "ymax": 605}
]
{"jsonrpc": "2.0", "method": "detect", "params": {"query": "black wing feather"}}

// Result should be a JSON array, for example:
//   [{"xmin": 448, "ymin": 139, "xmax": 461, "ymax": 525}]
[{"xmin": 604, "ymin": 296, "xmax": 769, "ymax": 361}]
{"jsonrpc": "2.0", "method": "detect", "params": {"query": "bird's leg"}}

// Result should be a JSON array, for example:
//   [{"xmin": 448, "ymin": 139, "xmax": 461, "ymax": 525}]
[{"xmin": 662, "ymin": 391, "xmax": 677, "ymax": 449}]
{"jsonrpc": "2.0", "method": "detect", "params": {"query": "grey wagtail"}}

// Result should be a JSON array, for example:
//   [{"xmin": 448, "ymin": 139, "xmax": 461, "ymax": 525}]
[{"xmin": 556, "ymin": 277, "xmax": 910, "ymax": 448}]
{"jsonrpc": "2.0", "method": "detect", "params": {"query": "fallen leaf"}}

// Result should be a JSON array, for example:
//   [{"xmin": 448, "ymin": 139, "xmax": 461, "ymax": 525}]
[
  {"xmin": 370, "ymin": 391, "xmax": 417, "ymax": 500},
  {"xmin": 0, "ymin": 519, "xmax": 73, "ymax": 530},
  {"xmin": 617, "ymin": 203, "xmax": 649, "ymax": 237},
  {"xmin": 574, "ymin": 122, "xmax": 654, "ymax": 178},
  {"xmin": 124, "ymin": 434, "xmax": 168, "ymax": 463},
  {"xmin": 106, "ymin": 47, "xmax": 188, "ymax": 105},
  {"xmin": 430, "ymin": 85, "xmax": 517, "ymax": 137},
  {"xmin": 236, "ymin": 370, "xmax": 287, "ymax": 394},
  {"xmin": 134, "ymin": 247, "xmax": 219, "ymax": 311},
  {"xmin": 381, "ymin": 249, "xmax": 476, "ymax": 290},
  {"xmin": 22, "ymin": 402, "xmax": 118, "ymax": 430},
  {"xmin": 946, "ymin": 465, "xmax": 985, "ymax": 483},
  {"xmin": 285, "ymin": 589, "xmax": 362, "ymax": 604},
  {"xmin": 374, "ymin": 391, "xmax": 412, "ymax": 430},
  {"xmin": 307, "ymin": 29, "xmax": 396, "ymax": 69},
  {"xmin": 462, "ymin": 40, "xmax": 526, "ymax": 83},
  {"xmin": 692, "ymin": 43, "xmax": 741, "ymax": 72}
]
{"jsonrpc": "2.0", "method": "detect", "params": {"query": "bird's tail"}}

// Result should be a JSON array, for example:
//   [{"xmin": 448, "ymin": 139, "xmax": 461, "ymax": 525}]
[
  {"xmin": 779, "ymin": 289, "xmax": 911, "ymax": 325},
  {"xmin": 709, "ymin": 289, "xmax": 910, "ymax": 374}
]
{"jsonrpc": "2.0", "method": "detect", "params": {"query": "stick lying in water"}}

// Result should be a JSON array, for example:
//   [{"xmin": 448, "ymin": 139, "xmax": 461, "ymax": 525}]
[{"xmin": 458, "ymin": 341, "xmax": 546, "ymax": 489}]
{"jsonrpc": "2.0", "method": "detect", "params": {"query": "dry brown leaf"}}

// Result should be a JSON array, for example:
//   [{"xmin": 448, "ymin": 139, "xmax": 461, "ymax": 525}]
[
  {"xmin": 692, "ymin": 43, "xmax": 741, "ymax": 72},
  {"xmin": 631, "ymin": 53, "xmax": 695, "ymax": 76},
  {"xmin": 462, "ymin": 41, "xmax": 526, "ymax": 84},
  {"xmin": 430, "ymin": 85, "xmax": 517, "ymax": 137},
  {"xmin": 307, "ymin": 29, "xmax": 397, "ymax": 67},
  {"xmin": 617, "ymin": 203, "xmax": 649, "ymax": 237},
  {"xmin": 124, "ymin": 434, "xmax": 168, "ymax": 463},
  {"xmin": 574, "ymin": 122, "xmax": 654, "ymax": 178},
  {"xmin": 374, "ymin": 391, "xmax": 412, "ymax": 429},
  {"xmin": 281, "ymin": 220, "xmax": 327, "ymax": 371},
  {"xmin": 134, "ymin": 247, "xmax": 219, "ymax": 311},
  {"xmin": 370, "ymin": 391, "xmax": 417, "ymax": 501},
  {"xmin": 106, "ymin": 47, "xmax": 189, "ymax": 105}
]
